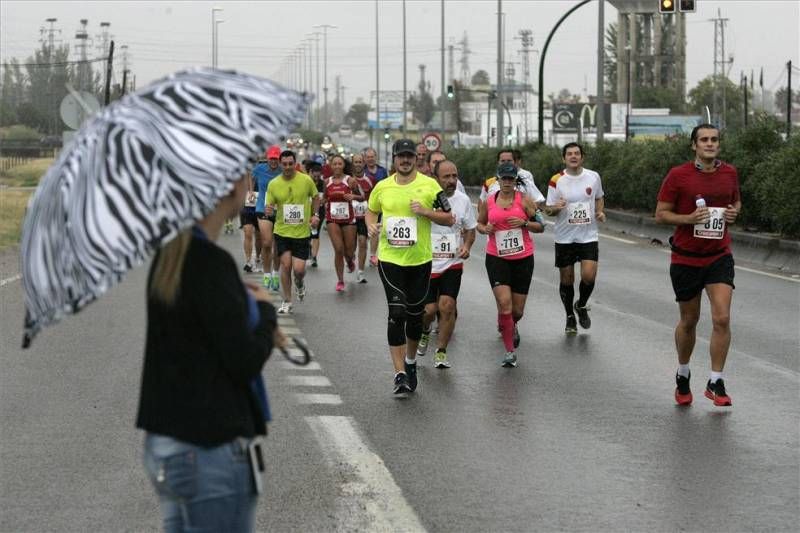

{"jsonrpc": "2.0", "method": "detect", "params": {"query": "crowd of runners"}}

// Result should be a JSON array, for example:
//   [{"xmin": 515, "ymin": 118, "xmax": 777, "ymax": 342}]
[{"xmin": 235, "ymin": 123, "xmax": 739, "ymax": 406}]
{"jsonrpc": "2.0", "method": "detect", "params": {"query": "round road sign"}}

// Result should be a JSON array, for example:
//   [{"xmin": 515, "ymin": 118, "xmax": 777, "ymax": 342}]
[{"xmin": 422, "ymin": 132, "xmax": 441, "ymax": 151}]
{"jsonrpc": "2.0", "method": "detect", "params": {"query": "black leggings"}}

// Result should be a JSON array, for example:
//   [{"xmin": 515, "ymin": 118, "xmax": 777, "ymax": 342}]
[{"xmin": 378, "ymin": 261, "xmax": 432, "ymax": 346}]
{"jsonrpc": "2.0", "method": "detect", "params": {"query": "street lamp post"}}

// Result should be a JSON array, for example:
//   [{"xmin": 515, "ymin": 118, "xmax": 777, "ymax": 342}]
[
  {"xmin": 214, "ymin": 19, "xmax": 224, "ymax": 68},
  {"xmin": 313, "ymin": 24, "xmax": 337, "ymax": 133},
  {"xmin": 308, "ymin": 31, "xmax": 321, "ymax": 130},
  {"xmin": 211, "ymin": 7, "xmax": 223, "ymax": 67}
]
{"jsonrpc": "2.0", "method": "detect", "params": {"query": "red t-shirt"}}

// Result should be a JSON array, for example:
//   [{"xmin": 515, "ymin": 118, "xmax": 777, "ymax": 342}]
[
  {"xmin": 657, "ymin": 161, "xmax": 740, "ymax": 267},
  {"xmin": 324, "ymin": 176, "xmax": 356, "ymax": 224},
  {"xmin": 353, "ymin": 176, "xmax": 373, "ymax": 220}
]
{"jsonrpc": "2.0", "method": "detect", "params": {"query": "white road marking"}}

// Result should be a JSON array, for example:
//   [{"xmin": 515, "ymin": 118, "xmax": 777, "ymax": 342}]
[
  {"xmin": 294, "ymin": 393, "xmax": 343, "ymax": 405},
  {"xmin": 286, "ymin": 375, "xmax": 332, "ymax": 387},
  {"xmin": 0, "ymin": 274, "xmax": 21, "ymax": 287},
  {"xmin": 280, "ymin": 327, "xmax": 302, "ymax": 335},
  {"xmin": 735, "ymin": 264, "xmax": 800, "ymax": 283},
  {"xmin": 598, "ymin": 233, "xmax": 637, "ymax": 244},
  {"xmin": 305, "ymin": 416, "xmax": 427, "ymax": 533},
  {"xmin": 278, "ymin": 360, "xmax": 322, "ymax": 371}
]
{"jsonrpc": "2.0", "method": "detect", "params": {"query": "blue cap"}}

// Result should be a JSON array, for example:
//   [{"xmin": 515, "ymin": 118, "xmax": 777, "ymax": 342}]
[{"xmin": 497, "ymin": 162, "xmax": 518, "ymax": 178}]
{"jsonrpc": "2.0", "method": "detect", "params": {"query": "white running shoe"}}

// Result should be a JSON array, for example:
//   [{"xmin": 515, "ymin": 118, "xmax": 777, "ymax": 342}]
[
  {"xmin": 296, "ymin": 279, "xmax": 306, "ymax": 301},
  {"xmin": 356, "ymin": 270, "xmax": 367, "ymax": 283},
  {"xmin": 277, "ymin": 301, "xmax": 293, "ymax": 314}
]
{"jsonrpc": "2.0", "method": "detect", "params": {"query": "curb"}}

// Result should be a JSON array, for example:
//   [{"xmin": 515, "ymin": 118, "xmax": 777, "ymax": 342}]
[{"xmin": 604, "ymin": 208, "xmax": 799, "ymax": 274}]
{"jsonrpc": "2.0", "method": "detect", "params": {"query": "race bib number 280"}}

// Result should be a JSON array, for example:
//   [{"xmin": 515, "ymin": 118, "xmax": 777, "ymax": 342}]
[{"xmin": 283, "ymin": 204, "xmax": 304, "ymax": 225}]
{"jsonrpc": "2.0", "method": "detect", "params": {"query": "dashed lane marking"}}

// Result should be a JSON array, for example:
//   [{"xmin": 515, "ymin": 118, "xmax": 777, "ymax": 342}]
[
  {"xmin": 305, "ymin": 416, "xmax": 427, "ymax": 532},
  {"xmin": 286, "ymin": 375, "xmax": 333, "ymax": 387},
  {"xmin": 294, "ymin": 393, "xmax": 343, "ymax": 405}
]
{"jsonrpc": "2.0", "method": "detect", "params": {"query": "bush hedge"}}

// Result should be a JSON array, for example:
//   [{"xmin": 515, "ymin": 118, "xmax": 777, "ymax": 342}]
[{"xmin": 446, "ymin": 116, "xmax": 800, "ymax": 238}]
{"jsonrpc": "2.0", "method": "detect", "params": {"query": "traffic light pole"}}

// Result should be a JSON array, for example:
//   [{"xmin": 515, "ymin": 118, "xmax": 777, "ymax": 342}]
[{"xmin": 538, "ymin": 0, "xmax": 591, "ymax": 144}]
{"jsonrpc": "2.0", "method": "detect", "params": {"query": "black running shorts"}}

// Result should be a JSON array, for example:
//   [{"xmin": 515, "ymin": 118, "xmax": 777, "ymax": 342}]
[
  {"xmin": 425, "ymin": 268, "xmax": 463, "ymax": 304},
  {"xmin": 239, "ymin": 209, "xmax": 258, "ymax": 228},
  {"xmin": 485, "ymin": 254, "xmax": 534, "ymax": 295},
  {"xmin": 256, "ymin": 211, "xmax": 276, "ymax": 224},
  {"xmin": 355, "ymin": 219, "xmax": 368, "ymax": 237},
  {"xmin": 670, "ymin": 254, "xmax": 735, "ymax": 302},
  {"xmin": 275, "ymin": 234, "xmax": 311, "ymax": 261},
  {"xmin": 554, "ymin": 241, "xmax": 599, "ymax": 268}
]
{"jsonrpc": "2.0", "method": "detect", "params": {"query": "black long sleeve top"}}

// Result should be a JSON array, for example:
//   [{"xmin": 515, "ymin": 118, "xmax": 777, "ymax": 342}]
[{"xmin": 136, "ymin": 234, "xmax": 277, "ymax": 447}]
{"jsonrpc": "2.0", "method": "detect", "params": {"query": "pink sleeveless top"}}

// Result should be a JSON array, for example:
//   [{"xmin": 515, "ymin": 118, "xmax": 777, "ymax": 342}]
[{"xmin": 485, "ymin": 191, "xmax": 535, "ymax": 259}]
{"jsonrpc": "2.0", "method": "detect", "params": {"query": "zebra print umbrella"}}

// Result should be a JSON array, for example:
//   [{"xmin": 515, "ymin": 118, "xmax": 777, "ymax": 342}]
[{"xmin": 20, "ymin": 68, "xmax": 310, "ymax": 347}]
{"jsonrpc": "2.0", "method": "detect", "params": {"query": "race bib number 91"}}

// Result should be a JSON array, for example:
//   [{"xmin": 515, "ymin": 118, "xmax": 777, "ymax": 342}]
[
  {"xmin": 694, "ymin": 207, "xmax": 725, "ymax": 239},
  {"xmin": 432, "ymin": 233, "xmax": 457, "ymax": 259},
  {"xmin": 385, "ymin": 216, "xmax": 417, "ymax": 247}
]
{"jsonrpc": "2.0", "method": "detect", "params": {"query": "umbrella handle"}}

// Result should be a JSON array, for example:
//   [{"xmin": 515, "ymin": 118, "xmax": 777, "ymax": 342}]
[{"xmin": 278, "ymin": 336, "xmax": 311, "ymax": 366}]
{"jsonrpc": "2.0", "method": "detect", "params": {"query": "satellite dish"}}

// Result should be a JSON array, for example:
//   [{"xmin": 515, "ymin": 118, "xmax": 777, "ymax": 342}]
[{"xmin": 59, "ymin": 91, "xmax": 101, "ymax": 130}]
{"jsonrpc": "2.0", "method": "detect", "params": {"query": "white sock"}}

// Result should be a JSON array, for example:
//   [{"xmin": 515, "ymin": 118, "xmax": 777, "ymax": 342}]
[
  {"xmin": 677, "ymin": 364, "xmax": 690, "ymax": 378},
  {"xmin": 405, "ymin": 356, "xmax": 416, "ymax": 365},
  {"xmin": 709, "ymin": 371, "xmax": 723, "ymax": 383}
]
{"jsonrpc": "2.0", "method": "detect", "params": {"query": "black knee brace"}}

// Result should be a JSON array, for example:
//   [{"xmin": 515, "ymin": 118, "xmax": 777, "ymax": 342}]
[{"xmin": 387, "ymin": 305, "xmax": 406, "ymax": 346}]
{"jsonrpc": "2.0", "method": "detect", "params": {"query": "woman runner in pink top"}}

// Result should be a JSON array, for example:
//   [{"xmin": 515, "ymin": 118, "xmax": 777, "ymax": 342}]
[{"xmin": 477, "ymin": 162, "xmax": 543, "ymax": 367}]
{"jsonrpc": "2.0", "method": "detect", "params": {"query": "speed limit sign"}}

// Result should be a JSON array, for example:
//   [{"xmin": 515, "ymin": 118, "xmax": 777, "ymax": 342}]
[{"xmin": 422, "ymin": 132, "xmax": 441, "ymax": 151}]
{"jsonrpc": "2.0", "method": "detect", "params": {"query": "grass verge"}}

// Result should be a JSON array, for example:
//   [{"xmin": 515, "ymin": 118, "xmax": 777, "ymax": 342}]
[
  {"xmin": 0, "ymin": 190, "xmax": 32, "ymax": 250},
  {"xmin": 0, "ymin": 158, "xmax": 54, "ymax": 187}
]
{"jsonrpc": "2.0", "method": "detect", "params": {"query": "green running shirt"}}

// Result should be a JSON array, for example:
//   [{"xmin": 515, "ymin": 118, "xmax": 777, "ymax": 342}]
[
  {"xmin": 267, "ymin": 172, "xmax": 318, "ymax": 238},
  {"xmin": 368, "ymin": 172, "xmax": 443, "ymax": 266}
]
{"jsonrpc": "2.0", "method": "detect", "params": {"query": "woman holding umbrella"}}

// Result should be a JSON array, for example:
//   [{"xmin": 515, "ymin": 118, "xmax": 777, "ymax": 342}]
[
  {"xmin": 137, "ymin": 173, "xmax": 284, "ymax": 531},
  {"xmin": 19, "ymin": 69, "xmax": 312, "ymax": 532}
]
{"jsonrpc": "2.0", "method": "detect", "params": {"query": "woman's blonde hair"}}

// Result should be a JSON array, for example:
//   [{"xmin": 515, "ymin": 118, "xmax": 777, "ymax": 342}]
[{"xmin": 149, "ymin": 230, "xmax": 192, "ymax": 305}]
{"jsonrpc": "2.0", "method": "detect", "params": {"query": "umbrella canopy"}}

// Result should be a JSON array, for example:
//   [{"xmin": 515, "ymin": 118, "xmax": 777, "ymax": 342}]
[{"xmin": 20, "ymin": 68, "xmax": 310, "ymax": 347}]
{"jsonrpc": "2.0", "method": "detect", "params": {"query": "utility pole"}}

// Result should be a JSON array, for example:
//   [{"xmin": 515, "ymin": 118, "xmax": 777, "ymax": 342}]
[
  {"xmin": 402, "ymin": 0, "xmax": 408, "ymax": 135},
  {"xmin": 310, "ymin": 31, "xmax": 321, "ymax": 130},
  {"xmin": 440, "ymin": 0, "xmax": 446, "ymax": 140},
  {"xmin": 596, "ymin": 0, "xmax": 605, "ymax": 141},
  {"xmin": 104, "ymin": 40, "xmax": 114, "ymax": 105},
  {"xmin": 459, "ymin": 32, "xmax": 471, "ymax": 86},
  {"xmin": 120, "ymin": 44, "xmax": 129, "ymax": 95},
  {"xmin": 742, "ymin": 74, "xmax": 748, "ymax": 127},
  {"xmin": 75, "ymin": 19, "xmax": 90, "ymax": 92},
  {"xmin": 375, "ymin": 0, "xmax": 380, "ymax": 160},
  {"xmin": 96, "ymin": 21, "xmax": 112, "ymax": 58},
  {"xmin": 711, "ymin": 9, "xmax": 730, "ymax": 128},
  {"xmin": 496, "ymin": 0, "xmax": 504, "ymax": 147},
  {"xmin": 42, "ymin": 18, "xmax": 61, "ymax": 134},
  {"xmin": 335, "ymin": 74, "xmax": 341, "ymax": 125},
  {"xmin": 313, "ymin": 23, "xmax": 336, "ymax": 132},
  {"xmin": 788, "ymin": 60, "xmax": 793, "ymax": 137},
  {"xmin": 518, "ymin": 29, "xmax": 532, "ymax": 144}
]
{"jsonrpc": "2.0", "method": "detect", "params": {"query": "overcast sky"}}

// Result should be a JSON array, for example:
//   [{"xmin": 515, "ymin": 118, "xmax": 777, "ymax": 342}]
[{"xmin": 2, "ymin": 0, "xmax": 798, "ymax": 109}]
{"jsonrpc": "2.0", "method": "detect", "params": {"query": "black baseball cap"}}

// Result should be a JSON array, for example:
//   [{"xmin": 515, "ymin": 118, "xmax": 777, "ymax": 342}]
[
  {"xmin": 392, "ymin": 139, "xmax": 416, "ymax": 156},
  {"xmin": 497, "ymin": 162, "xmax": 518, "ymax": 179}
]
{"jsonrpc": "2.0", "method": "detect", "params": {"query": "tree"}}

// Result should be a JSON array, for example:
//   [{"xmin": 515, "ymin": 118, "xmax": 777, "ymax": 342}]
[
  {"xmin": 774, "ymin": 87, "xmax": 800, "ymax": 116},
  {"xmin": 688, "ymin": 75, "xmax": 744, "ymax": 130},
  {"xmin": 408, "ymin": 75, "xmax": 435, "ymax": 127},
  {"xmin": 344, "ymin": 102, "xmax": 370, "ymax": 131},
  {"xmin": 471, "ymin": 69, "xmax": 490, "ymax": 86},
  {"xmin": 635, "ymin": 86, "xmax": 685, "ymax": 112}
]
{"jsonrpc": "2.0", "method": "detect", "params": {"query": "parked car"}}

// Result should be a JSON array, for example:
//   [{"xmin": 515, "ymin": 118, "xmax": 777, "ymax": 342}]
[{"xmin": 338, "ymin": 124, "xmax": 352, "ymax": 137}]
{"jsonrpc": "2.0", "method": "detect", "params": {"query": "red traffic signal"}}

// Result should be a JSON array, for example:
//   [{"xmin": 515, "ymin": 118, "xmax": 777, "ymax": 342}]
[{"xmin": 658, "ymin": 0, "xmax": 676, "ymax": 13}]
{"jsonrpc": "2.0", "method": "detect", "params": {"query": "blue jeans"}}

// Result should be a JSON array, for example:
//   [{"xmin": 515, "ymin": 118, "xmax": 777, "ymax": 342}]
[{"xmin": 143, "ymin": 433, "xmax": 258, "ymax": 533}]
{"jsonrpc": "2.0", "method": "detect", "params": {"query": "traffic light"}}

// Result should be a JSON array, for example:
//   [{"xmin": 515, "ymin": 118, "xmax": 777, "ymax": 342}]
[
  {"xmin": 658, "ymin": 0, "xmax": 676, "ymax": 13},
  {"xmin": 383, "ymin": 127, "xmax": 390, "ymax": 141},
  {"xmin": 679, "ymin": 0, "xmax": 695, "ymax": 12},
  {"xmin": 447, "ymin": 85, "xmax": 454, "ymax": 99}
]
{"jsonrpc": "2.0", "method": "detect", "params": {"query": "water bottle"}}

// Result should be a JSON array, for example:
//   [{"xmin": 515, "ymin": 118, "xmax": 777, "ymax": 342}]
[
  {"xmin": 534, "ymin": 208, "xmax": 545, "ymax": 228},
  {"xmin": 695, "ymin": 195, "xmax": 706, "ymax": 208}
]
